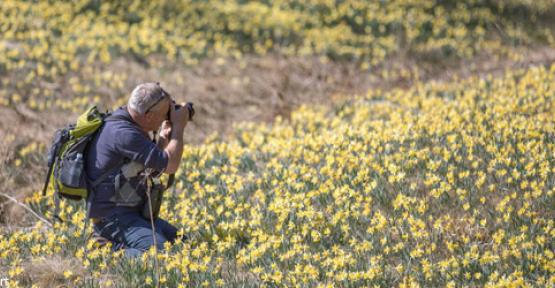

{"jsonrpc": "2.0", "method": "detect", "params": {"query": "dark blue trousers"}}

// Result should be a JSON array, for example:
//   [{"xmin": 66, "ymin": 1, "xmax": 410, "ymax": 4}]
[{"xmin": 93, "ymin": 211, "xmax": 179, "ymax": 258}]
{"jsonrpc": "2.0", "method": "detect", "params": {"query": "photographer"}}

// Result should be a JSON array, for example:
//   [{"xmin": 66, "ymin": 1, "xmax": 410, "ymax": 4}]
[{"xmin": 85, "ymin": 82, "xmax": 192, "ymax": 257}]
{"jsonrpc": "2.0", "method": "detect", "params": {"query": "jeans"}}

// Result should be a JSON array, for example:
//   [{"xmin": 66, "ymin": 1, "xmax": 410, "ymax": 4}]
[{"xmin": 93, "ymin": 211, "xmax": 180, "ymax": 258}]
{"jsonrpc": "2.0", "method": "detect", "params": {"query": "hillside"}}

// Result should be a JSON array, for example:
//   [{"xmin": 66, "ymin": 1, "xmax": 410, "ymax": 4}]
[
  {"xmin": 2, "ymin": 64, "xmax": 554, "ymax": 287},
  {"xmin": 1, "ymin": 0, "xmax": 554, "ymax": 287}
]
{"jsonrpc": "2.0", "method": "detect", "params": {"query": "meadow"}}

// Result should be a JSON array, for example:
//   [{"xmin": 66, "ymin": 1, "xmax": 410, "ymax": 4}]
[
  {"xmin": 1, "ymin": 0, "xmax": 554, "ymax": 287},
  {"xmin": 3, "ymin": 63, "xmax": 554, "ymax": 287}
]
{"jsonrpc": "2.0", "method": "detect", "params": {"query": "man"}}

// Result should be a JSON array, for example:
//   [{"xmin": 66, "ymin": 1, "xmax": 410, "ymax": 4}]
[{"xmin": 86, "ymin": 82, "xmax": 191, "ymax": 257}]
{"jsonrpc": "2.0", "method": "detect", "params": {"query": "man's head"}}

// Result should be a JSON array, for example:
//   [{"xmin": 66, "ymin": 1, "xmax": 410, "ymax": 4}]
[{"xmin": 128, "ymin": 82, "xmax": 171, "ymax": 132}]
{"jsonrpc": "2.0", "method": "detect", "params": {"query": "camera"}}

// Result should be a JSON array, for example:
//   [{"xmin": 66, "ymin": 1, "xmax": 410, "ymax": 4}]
[{"xmin": 167, "ymin": 101, "xmax": 194, "ymax": 121}]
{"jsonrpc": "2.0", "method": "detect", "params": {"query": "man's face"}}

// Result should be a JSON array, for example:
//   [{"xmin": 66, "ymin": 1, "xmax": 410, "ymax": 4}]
[{"xmin": 144, "ymin": 97, "xmax": 171, "ymax": 131}]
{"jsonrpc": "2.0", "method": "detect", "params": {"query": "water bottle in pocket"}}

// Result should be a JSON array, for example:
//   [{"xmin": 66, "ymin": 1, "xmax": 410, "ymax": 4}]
[{"xmin": 59, "ymin": 152, "xmax": 85, "ymax": 188}]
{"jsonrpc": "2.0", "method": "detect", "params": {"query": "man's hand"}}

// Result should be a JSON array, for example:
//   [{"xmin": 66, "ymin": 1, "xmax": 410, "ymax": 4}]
[
  {"xmin": 169, "ymin": 102, "xmax": 189, "ymax": 130},
  {"xmin": 157, "ymin": 120, "xmax": 172, "ymax": 149},
  {"xmin": 159, "ymin": 120, "xmax": 172, "ymax": 139},
  {"xmin": 164, "ymin": 102, "xmax": 188, "ymax": 174}
]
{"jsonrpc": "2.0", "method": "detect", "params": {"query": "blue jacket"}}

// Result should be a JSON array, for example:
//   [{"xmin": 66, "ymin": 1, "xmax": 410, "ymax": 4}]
[{"xmin": 86, "ymin": 106, "xmax": 168, "ymax": 219}]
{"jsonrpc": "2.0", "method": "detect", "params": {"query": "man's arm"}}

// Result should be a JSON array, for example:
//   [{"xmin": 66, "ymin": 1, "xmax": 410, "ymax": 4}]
[
  {"xmin": 163, "ymin": 124, "xmax": 184, "ymax": 174},
  {"xmin": 163, "ymin": 103, "xmax": 189, "ymax": 174}
]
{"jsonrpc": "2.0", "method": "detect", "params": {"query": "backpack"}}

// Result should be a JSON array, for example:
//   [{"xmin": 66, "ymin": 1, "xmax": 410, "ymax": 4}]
[{"xmin": 42, "ymin": 106, "xmax": 127, "ymax": 220}]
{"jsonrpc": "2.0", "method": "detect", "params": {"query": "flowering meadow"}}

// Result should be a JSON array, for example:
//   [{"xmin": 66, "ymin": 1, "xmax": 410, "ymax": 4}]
[
  {"xmin": 1, "ymin": 0, "xmax": 555, "ymax": 287},
  {"xmin": 1, "ymin": 64, "xmax": 554, "ymax": 287},
  {"xmin": 1, "ymin": 0, "xmax": 554, "ymax": 112}
]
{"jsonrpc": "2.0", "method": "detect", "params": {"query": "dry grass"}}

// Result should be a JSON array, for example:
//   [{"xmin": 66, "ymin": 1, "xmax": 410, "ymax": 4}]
[{"xmin": 20, "ymin": 255, "xmax": 86, "ymax": 287}]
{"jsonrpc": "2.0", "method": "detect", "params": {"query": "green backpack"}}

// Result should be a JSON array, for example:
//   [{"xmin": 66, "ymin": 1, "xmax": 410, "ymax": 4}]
[{"xmin": 42, "ymin": 106, "xmax": 127, "ymax": 219}]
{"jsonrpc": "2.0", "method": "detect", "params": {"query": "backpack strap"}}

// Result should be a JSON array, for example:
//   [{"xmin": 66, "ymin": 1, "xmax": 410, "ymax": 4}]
[
  {"xmin": 104, "ymin": 113, "xmax": 131, "ymax": 123},
  {"xmin": 42, "ymin": 161, "xmax": 55, "ymax": 197},
  {"xmin": 88, "ymin": 162, "xmax": 125, "ymax": 188}
]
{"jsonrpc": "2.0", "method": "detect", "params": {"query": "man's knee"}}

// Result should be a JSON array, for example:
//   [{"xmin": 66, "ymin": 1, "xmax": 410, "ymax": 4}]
[
  {"xmin": 124, "ymin": 228, "xmax": 169, "ymax": 251},
  {"xmin": 155, "ymin": 218, "xmax": 180, "ymax": 243}
]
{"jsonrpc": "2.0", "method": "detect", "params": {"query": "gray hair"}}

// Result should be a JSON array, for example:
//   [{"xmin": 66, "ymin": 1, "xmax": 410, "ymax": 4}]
[{"xmin": 128, "ymin": 82, "xmax": 168, "ymax": 114}]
